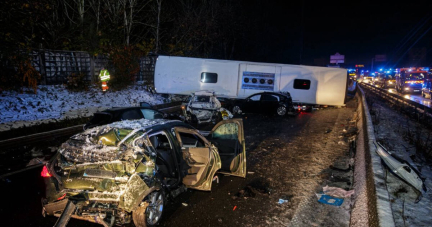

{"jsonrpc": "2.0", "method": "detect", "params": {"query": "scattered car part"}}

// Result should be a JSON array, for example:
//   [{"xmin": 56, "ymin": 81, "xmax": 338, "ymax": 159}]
[{"xmin": 374, "ymin": 142, "xmax": 427, "ymax": 195}]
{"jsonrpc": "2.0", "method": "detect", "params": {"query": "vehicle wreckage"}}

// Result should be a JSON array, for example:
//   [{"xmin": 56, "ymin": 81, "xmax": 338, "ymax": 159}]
[
  {"xmin": 181, "ymin": 90, "xmax": 233, "ymax": 125},
  {"xmin": 374, "ymin": 142, "xmax": 427, "ymax": 201},
  {"xmin": 41, "ymin": 118, "xmax": 246, "ymax": 227}
]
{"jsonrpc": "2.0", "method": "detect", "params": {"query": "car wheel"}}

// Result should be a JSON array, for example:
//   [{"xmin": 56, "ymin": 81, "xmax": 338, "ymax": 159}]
[
  {"xmin": 133, "ymin": 190, "xmax": 165, "ymax": 227},
  {"xmin": 232, "ymin": 106, "xmax": 242, "ymax": 114},
  {"xmin": 277, "ymin": 106, "xmax": 287, "ymax": 116}
]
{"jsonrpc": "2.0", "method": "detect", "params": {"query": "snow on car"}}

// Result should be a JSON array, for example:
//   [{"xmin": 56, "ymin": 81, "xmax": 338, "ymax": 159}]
[{"xmin": 41, "ymin": 118, "xmax": 246, "ymax": 226}]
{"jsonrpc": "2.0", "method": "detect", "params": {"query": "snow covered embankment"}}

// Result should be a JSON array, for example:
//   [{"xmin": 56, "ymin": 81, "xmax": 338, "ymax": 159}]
[{"xmin": 0, "ymin": 84, "xmax": 166, "ymax": 132}]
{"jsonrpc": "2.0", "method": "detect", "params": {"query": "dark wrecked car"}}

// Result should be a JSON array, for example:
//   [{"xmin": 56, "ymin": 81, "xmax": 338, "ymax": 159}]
[
  {"xmin": 41, "ymin": 118, "xmax": 246, "ymax": 227},
  {"xmin": 230, "ymin": 91, "xmax": 296, "ymax": 116},
  {"xmin": 83, "ymin": 106, "xmax": 180, "ymax": 130}
]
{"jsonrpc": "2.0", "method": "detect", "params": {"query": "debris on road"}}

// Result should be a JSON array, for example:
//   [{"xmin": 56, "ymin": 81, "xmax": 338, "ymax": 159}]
[
  {"xmin": 316, "ymin": 193, "xmax": 344, "ymax": 206},
  {"xmin": 374, "ymin": 142, "xmax": 427, "ymax": 197},
  {"xmin": 182, "ymin": 203, "xmax": 188, "ymax": 207},
  {"xmin": 213, "ymin": 175, "xmax": 219, "ymax": 183},
  {"xmin": 233, "ymin": 206, "xmax": 237, "ymax": 211},
  {"xmin": 323, "ymin": 185, "xmax": 354, "ymax": 198},
  {"xmin": 26, "ymin": 158, "xmax": 47, "ymax": 166},
  {"xmin": 278, "ymin": 199, "xmax": 288, "ymax": 204}
]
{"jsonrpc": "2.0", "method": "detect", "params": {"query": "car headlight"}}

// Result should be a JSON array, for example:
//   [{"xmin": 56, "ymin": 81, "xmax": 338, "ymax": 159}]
[{"xmin": 405, "ymin": 87, "xmax": 410, "ymax": 90}]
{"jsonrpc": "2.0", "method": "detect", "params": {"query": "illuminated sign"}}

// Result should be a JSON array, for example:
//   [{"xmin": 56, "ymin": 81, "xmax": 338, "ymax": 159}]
[{"xmin": 355, "ymin": 65, "xmax": 364, "ymax": 67}]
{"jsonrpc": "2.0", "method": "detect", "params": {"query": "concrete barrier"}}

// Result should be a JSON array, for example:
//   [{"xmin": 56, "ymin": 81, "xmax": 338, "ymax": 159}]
[{"xmin": 350, "ymin": 86, "xmax": 395, "ymax": 226}]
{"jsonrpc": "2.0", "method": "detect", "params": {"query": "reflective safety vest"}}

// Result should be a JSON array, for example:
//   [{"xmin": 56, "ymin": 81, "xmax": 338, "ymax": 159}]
[{"xmin": 99, "ymin": 69, "xmax": 111, "ymax": 82}]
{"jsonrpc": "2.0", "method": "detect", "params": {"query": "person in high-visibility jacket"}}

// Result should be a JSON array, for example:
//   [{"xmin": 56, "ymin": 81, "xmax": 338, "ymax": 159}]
[{"xmin": 99, "ymin": 68, "xmax": 110, "ymax": 91}]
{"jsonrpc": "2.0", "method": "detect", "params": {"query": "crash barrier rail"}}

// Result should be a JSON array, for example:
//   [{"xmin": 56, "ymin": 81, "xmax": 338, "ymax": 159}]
[
  {"xmin": 26, "ymin": 49, "xmax": 156, "ymax": 85},
  {"xmin": 359, "ymin": 82, "xmax": 432, "ymax": 127},
  {"xmin": 352, "ymin": 85, "xmax": 395, "ymax": 227},
  {"xmin": 0, "ymin": 102, "xmax": 182, "ymax": 150}
]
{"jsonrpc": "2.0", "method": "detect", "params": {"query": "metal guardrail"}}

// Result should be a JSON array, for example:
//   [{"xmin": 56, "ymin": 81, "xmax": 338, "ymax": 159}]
[
  {"xmin": 359, "ymin": 82, "xmax": 432, "ymax": 125},
  {"xmin": 0, "ymin": 102, "xmax": 181, "ymax": 149}
]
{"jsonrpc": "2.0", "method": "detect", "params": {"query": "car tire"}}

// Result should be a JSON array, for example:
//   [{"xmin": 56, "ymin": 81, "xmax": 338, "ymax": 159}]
[
  {"xmin": 277, "ymin": 106, "xmax": 287, "ymax": 116},
  {"xmin": 232, "ymin": 106, "xmax": 242, "ymax": 114},
  {"xmin": 133, "ymin": 190, "xmax": 165, "ymax": 227}
]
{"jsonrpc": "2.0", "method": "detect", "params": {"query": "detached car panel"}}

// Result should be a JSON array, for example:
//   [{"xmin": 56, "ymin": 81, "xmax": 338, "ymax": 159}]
[{"xmin": 42, "ymin": 118, "xmax": 246, "ymax": 226}]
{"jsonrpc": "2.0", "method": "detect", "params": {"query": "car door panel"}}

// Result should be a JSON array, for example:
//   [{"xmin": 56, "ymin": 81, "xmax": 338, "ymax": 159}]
[
  {"xmin": 174, "ymin": 127, "xmax": 221, "ymax": 191},
  {"xmin": 207, "ymin": 119, "xmax": 246, "ymax": 178},
  {"xmin": 260, "ymin": 94, "xmax": 279, "ymax": 113}
]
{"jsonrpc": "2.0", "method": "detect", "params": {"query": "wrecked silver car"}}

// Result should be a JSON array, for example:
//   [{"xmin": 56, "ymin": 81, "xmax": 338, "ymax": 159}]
[
  {"xmin": 181, "ymin": 90, "xmax": 233, "ymax": 125},
  {"xmin": 41, "ymin": 118, "xmax": 246, "ymax": 226}
]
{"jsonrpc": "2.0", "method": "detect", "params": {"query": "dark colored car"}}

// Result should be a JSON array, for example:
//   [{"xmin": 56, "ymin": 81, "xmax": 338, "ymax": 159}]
[
  {"xmin": 84, "ymin": 107, "xmax": 176, "ymax": 130},
  {"xmin": 41, "ymin": 118, "xmax": 246, "ymax": 226},
  {"xmin": 230, "ymin": 92, "xmax": 296, "ymax": 116}
]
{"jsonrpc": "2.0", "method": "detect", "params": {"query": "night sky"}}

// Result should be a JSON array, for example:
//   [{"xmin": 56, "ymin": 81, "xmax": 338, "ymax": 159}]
[{"xmin": 235, "ymin": 1, "xmax": 432, "ymax": 68}]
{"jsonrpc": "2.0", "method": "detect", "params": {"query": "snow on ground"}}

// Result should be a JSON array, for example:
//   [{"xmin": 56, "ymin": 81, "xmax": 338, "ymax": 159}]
[{"xmin": 0, "ymin": 84, "xmax": 166, "ymax": 131}]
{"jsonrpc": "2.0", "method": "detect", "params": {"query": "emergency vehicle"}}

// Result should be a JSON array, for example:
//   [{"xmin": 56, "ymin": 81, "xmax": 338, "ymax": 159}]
[
  {"xmin": 395, "ymin": 68, "xmax": 428, "ymax": 93},
  {"xmin": 373, "ymin": 70, "xmax": 396, "ymax": 88}
]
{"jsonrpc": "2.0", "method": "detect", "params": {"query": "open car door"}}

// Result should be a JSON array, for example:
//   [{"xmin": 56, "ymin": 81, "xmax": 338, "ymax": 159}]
[
  {"xmin": 207, "ymin": 119, "xmax": 246, "ymax": 178},
  {"xmin": 174, "ymin": 127, "xmax": 222, "ymax": 191}
]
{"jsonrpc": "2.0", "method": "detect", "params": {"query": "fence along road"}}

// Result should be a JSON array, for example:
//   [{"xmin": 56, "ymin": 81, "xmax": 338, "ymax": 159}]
[{"xmin": 29, "ymin": 49, "xmax": 156, "ymax": 85}]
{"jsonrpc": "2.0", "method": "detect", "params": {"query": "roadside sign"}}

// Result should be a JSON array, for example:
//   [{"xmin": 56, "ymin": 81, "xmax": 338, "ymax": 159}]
[{"xmin": 330, "ymin": 53, "xmax": 344, "ymax": 64}]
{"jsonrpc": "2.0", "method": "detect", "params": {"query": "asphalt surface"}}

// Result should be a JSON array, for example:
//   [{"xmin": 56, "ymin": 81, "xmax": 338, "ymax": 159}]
[{"xmin": 0, "ymin": 97, "xmax": 358, "ymax": 227}]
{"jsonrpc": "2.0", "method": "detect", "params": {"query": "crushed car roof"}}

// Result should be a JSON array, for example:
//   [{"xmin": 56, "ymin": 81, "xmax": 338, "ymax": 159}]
[{"xmin": 59, "ymin": 119, "xmax": 187, "ymax": 163}]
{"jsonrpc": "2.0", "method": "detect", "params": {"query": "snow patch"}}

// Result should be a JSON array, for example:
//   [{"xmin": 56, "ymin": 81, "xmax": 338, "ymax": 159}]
[{"xmin": 0, "ymin": 84, "xmax": 167, "ymax": 131}]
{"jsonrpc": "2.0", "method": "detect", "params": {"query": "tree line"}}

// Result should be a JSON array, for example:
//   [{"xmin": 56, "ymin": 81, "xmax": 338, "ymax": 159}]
[{"xmin": 0, "ymin": 0, "xmax": 250, "ymax": 92}]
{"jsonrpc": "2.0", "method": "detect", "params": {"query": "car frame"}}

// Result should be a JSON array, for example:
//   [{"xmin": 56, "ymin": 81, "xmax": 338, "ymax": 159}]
[
  {"xmin": 181, "ymin": 90, "xmax": 233, "ymax": 125},
  {"xmin": 41, "ymin": 118, "xmax": 246, "ymax": 227}
]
